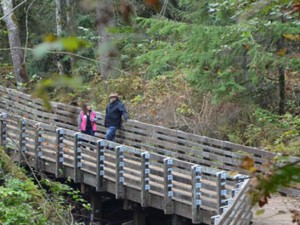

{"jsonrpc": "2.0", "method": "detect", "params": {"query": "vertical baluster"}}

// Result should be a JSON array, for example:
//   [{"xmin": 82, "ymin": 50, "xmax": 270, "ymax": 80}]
[
  {"xmin": 163, "ymin": 157, "xmax": 174, "ymax": 214},
  {"xmin": 0, "ymin": 113, "xmax": 7, "ymax": 146},
  {"xmin": 216, "ymin": 171, "xmax": 227, "ymax": 215},
  {"xmin": 18, "ymin": 118, "xmax": 27, "ymax": 165},
  {"xmin": 34, "ymin": 123, "xmax": 43, "ymax": 172},
  {"xmin": 96, "ymin": 140, "xmax": 106, "ymax": 192},
  {"xmin": 55, "ymin": 128, "xmax": 64, "ymax": 177},
  {"xmin": 141, "ymin": 151, "xmax": 150, "ymax": 207},
  {"xmin": 74, "ymin": 132, "xmax": 82, "ymax": 183},
  {"xmin": 232, "ymin": 174, "xmax": 244, "ymax": 197},
  {"xmin": 115, "ymin": 145, "xmax": 125, "ymax": 199},
  {"xmin": 191, "ymin": 165, "xmax": 203, "ymax": 223}
]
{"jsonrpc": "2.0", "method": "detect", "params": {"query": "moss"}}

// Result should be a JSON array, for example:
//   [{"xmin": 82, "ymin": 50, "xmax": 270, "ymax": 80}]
[{"xmin": 0, "ymin": 148, "xmax": 44, "ymax": 206}]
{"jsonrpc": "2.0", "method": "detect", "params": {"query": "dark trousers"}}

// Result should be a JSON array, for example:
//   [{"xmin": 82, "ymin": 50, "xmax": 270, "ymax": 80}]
[{"xmin": 82, "ymin": 128, "xmax": 95, "ymax": 136}]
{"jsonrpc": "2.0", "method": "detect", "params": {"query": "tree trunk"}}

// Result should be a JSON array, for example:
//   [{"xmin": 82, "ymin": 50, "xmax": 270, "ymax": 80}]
[
  {"xmin": 278, "ymin": 64, "xmax": 285, "ymax": 115},
  {"xmin": 277, "ymin": 38, "xmax": 285, "ymax": 115},
  {"xmin": 65, "ymin": 0, "xmax": 76, "ymax": 74},
  {"xmin": 96, "ymin": 0, "xmax": 120, "ymax": 85},
  {"xmin": 55, "ymin": 0, "xmax": 64, "ymax": 75},
  {"xmin": 1, "ymin": 0, "xmax": 29, "ymax": 85}
]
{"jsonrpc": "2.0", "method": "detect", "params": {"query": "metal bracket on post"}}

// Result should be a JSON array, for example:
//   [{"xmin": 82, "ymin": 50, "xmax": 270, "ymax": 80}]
[
  {"xmin": 163, "ymin": 157, "xmax": 174, "ymax": 214},
  {"xmin": 211, "ymin": 215, "xmax": 220, "ymax": 225},
  {"xmin": 18, "ymin": 118, "xmax": 27, "ymax": 165},
  {"xmin": 115, "ymin": 145, "xmax": 125, "ymax": 199},
  {"xmin": 96, "ymin": 140, "xmax": 106, "ymax": 192},
  {"xmin": 191, "ymin": 165, "xmax": 203, "ymax": 223},
  {"xmin": 34, "ymin": 123, "xmax": 43, "ymax": 172},
  {"xmin": 231, "ymin": 174, "xmax": 244, "ymax": 197},
  {"xmin": 74, "ymin": 132, "xmax": 82, "ymax": 183},
  {"xmin": 0, "ymin": 113, "xmax": 7, "ymax": 146},
  {"xmin": 216, "ymin": 171, "xmax": 227, "ymax": 215},
  {"xmin": 55, "ymin": 128, "xmax": 64, "ymax": 177},
  {"xmin": 141, "ymin": 151, "xmax": 150, "ymax": 207}
]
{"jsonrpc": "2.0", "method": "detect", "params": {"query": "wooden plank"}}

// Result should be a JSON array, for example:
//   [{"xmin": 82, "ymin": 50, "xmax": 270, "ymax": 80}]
[
  {"xmin": 191, "ymin": 165, "xmax": 203, "ymax": 223},
  {"xmin": 0, "ymin": 113, "xmax": 7, "ymax": 146},
  {"xmin": 34, "ymin": 123, "xmax": 42, "ymax": 171},
  {"xmin": 115, "ymin": 145, "xmax": 125, "ymax": 199},
  {"xmin": 141, "ymin": 151, "xmax": 150, "ymax": 207},
  {"xmin": 216, "ymin": 171, "xmax": 227, "ymax": 215},
  {"xmin": 163, "ymin": 157, "xmax": 174, "ymax": 214},
  {"xmin": 55, "ymin": 128, "xmax": 64, "ymax": 177},
  {"xmin": 73, "ymin": 133, "xmax": 82, "ymax": 183},
  {"xmin": 96, "ymin": 140, "xmax": 106, "ymax": 192},
  {"xmin": 18, "ymin": 118, "xmax": 27, "ymax": 164}
]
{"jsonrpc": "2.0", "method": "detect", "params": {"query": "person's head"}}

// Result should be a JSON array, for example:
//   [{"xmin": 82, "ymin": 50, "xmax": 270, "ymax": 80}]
[
  {"xmin": 81, "ymin": 103, "xmax": 92, "ymax": 114},
  {"xmin": 109, "ymin": 93, "xmax": 118, "ymax": 103}
]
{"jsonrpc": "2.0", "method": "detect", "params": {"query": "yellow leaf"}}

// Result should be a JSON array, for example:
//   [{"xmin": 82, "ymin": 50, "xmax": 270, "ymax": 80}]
[
  {"xmin": 43, "ymin": 34, "xmax": 57, "ymax": 42},
  {"xmin": 249, "ymin": 167, "xmax": 258, "ymax": 173},
  {"xmin": 256, "ymin": 209, "xmax": 265, "ymax": 215},
  {"xmin": 277, "ymin": 48, "xmax": 287, "ymax": 56},
  {"xmin": 283, "ymin": 34, "xmax": 300, "ymax": 41},
  {"xmin": 240, "ymin": 155, "xmax": 255, "ymax": 170}
]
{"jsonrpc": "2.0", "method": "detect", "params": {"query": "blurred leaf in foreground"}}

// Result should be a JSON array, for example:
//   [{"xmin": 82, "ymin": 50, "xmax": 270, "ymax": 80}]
[{"xmin": 33, "ymin": 75, "xmax": 82, "ymax": 111}]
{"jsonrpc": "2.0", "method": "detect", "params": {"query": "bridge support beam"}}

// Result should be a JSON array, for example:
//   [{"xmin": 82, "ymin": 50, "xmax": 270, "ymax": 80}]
[
  {"xmin": 121, "ymin": 210, "xmax": 146, "ymax": 225},
  {"xmin": 90, "ymin": 191, "xmax": 103, "ymax": 224},
  {"xmin": 172, "ymin": 214, "xmax": 188, "ymax": 225}
]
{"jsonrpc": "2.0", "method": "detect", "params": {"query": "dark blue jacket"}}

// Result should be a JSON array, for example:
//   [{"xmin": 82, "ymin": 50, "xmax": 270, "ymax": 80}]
[{"xmin": 105, "ymin": 99, "xmax": 128, "ymax": 128}]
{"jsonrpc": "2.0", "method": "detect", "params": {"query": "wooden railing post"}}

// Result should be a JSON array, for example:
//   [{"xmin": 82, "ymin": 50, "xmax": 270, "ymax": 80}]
[
  {"xmin": 163, "ymin": 157, "xmax": 174, "ymax": 214},
  {"xmin": 216, "ymin": 171, "xmax": 227, "ymax": 215},
  {"xmin": 96, "ymin": 140, "xmax": 106, "ymax": 192},
  {"xmin": 74, "ymin": 132, "xmax": 82, "ymax": 183},
  {"xmin": 231, "ymin": 174, "xmax": 244, "ymax": 197},
  {"xmin": 34, "ymin": 123, "xmax": 43, "ymax": 172},
  {"xmin": 191, "ymin": 165, "xmax": 203, "ymax": 223},
  {"xmin": 115, "ymin": 145, "xmax": 125, "ymax": 199},
  {"xmin": 141, "ymin": 151, "xmax": 150, "ymax": 207},
  {"xmin": 0, "ymin": 113, "xmax": 7, "ymax": 146},
  {"xmin": 18, "ymin": 118, "xmax": 27, "ymax": 165},
  {"xmin": 55, "ymin": 128, "xmax": 64, "ymax": 177}
]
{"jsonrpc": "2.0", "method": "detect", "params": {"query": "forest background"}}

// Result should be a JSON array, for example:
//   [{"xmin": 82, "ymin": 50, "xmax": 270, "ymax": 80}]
[{"xmin": 0, "ymin": 0, "xmax": 300, "ymax": 224}]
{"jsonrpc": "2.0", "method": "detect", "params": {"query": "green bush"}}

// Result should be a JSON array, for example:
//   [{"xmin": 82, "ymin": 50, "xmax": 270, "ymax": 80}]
[{"xmin": 244, "ymin": 108, "xmax": 300, "ymax": 148}]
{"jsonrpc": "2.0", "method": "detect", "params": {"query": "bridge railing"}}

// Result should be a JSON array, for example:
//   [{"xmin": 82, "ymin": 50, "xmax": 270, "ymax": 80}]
[
  {"xmin": 0, "ymin": 111, "xmax": 251, "ymax": 224},
  {"xmin": 0, "ymin": 86, "xmax": 277, "ymax": 171},
  {"xmin": 1, "ymin": 86, "xmax": 298, "ymax": 197}
]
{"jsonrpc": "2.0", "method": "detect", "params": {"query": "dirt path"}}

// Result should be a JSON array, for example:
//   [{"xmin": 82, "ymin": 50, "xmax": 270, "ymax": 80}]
[{"xmin": 252, "ymin": 194, "xmax": 300, "ymax": 225}]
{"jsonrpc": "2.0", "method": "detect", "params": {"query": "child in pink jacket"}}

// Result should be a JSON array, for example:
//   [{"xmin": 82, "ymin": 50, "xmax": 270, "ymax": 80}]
[{"xmin": 78, "ymin": 103, "xmax": 98, "ymax": 136}]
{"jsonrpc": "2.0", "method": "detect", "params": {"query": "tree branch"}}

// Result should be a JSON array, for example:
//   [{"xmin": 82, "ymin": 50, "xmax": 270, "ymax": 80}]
[{"xmin": 0, "ymin": 0, "xmax": 28, "ymax": 21}]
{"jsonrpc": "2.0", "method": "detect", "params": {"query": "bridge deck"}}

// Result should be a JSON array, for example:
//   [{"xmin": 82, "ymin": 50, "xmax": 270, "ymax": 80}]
[{"xmin": 2, "ymin": 85, "xmax": 290, "ymax": 224}]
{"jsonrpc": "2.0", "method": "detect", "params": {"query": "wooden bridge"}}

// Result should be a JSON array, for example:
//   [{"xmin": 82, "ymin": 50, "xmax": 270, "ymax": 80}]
[{"xmin": 0, "ymin": 86, "xmax": 285, "ymax": 225}]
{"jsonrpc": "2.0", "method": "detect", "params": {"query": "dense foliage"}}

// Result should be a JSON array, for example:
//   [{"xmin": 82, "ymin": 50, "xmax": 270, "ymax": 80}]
[
  {"xmin": 0, "ymin": 0, "xmax": 299, "ymax": 216},
  {"xmin": 0, "ymin": 148, "xmax": 90, "ymax": 224}
]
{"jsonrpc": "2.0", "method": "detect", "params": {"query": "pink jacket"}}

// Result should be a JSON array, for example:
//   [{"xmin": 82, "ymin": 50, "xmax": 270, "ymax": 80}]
[{"xmin": 79, "ymin": 111, "xmax": 97, "ymax": 131}]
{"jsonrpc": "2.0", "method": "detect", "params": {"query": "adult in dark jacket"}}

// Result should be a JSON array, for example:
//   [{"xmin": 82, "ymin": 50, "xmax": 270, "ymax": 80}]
[{"xmin": 105, "ymin": 93, "xmax": 128, "ymax": 141}]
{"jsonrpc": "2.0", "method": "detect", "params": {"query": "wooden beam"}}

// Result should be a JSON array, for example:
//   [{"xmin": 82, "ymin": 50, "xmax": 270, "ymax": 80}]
[
  {"xmin": 191, "ymin": 165, "xmax": 203, "ymax": 223},
  {"xmin": 216, "ymin": 171, "xmax": 227, "ymax": 215},
  {"xmin": 0, "ymin": 113, "xmax": 7, "ymax": 146},
  {"xmin": 96, "ymin": 139, "xmax": 106, "ymax": 192},
  {"xmin": 115, "ymin": 145, "xmax": 125, "ymax": 199},
  {"xmin": 34, "ymin": 122, "xmax": 43, "ymax": 172},
  {"xmin": 164, "ymin": 157, "xmax": 174, "ymax": 214},
  {"xmin": 74, "ymin": 132, "xmax": 82, "ymax": 183},
  {"xmin": 55, "ymin": 128, "xmax": 64, "ymax": 177},
  {"xmin": 18, "ymin": 118, "xmax": 27, "ymax": 165},
  {"xmin": 141, "ymin": 151, "xmax": 150, "ymax": 207}
]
